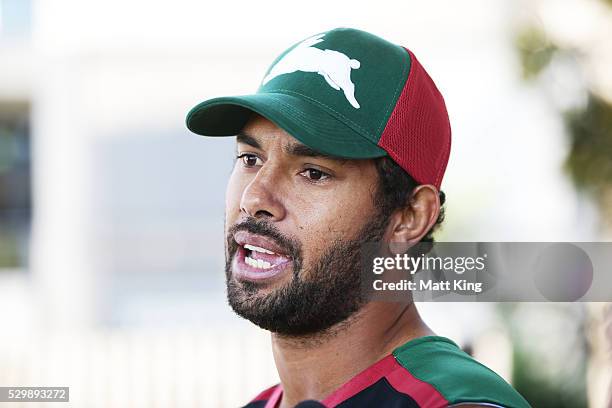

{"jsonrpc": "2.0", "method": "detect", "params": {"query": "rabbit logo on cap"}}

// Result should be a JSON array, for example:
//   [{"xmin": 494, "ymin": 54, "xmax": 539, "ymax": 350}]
[{"xmin": 262, "ymin": 33, "xmax": 362, "ymax": 109}]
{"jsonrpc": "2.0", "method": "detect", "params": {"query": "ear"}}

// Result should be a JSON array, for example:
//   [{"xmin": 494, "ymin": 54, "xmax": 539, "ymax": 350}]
[{"xmin": 386, "ymin": 185, "xmax": 441, "ymax": 255}]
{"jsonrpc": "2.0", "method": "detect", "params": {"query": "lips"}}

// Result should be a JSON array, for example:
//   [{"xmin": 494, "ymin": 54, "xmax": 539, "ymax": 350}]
[{"xmin": 232, "ymin": 231, "xmax": 293, "ymax": 281}]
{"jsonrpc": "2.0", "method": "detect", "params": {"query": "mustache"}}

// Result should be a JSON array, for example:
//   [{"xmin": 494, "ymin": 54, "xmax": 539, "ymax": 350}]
[{"xmin": 226, "ymin": 217, "xmax": 302, "ymax": 260}]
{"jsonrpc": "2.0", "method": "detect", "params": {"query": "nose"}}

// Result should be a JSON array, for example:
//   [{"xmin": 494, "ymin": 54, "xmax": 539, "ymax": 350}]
[{"xmin": 239, "ymin": 164, "xmax": 286, "ymax": 221}]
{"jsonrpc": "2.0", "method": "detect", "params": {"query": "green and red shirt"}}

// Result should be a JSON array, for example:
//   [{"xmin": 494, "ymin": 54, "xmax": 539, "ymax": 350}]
[{"xmin": 244, "ymin": 336, "xmax": 531, "ymax": 408}]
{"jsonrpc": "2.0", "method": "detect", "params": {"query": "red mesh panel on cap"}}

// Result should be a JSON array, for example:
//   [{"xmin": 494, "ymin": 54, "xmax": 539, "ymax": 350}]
[{"xmin": 378, "ymin": 48, "xmax": 451, "ymax": 188}]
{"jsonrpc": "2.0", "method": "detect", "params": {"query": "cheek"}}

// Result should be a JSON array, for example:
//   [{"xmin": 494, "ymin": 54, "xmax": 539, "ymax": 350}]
[
  {"xmin": 297, "ymin": 182, "xmax": 375, "ymax": 231},
  {"xmin": 293, "ymin": 185, "xmax": 377, "ymax": 261},
  {"xmin": 225, "ymin": 167, "xmax": 245, "ymax": 224}
]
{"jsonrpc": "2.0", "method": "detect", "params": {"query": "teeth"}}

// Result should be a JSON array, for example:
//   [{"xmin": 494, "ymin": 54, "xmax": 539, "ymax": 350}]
[
  {"xmin": 244, "ymin": 244, "xmax": 275, "ymax": 255},
  {"xmin": 245, "ymin": 256, "xmax": 272, "ymax": 270}
]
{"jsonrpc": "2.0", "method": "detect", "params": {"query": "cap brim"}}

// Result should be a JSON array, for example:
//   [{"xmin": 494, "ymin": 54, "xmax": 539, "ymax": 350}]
[{"xmin": 185, "ymin": 92, "xmax": 387, "ymax": 159}]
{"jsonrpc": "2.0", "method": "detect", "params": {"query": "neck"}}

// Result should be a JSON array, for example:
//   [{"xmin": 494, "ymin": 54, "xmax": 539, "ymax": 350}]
[{"xmin": 271, "ymin": 301, "xmax": 434, "ymax": 408}]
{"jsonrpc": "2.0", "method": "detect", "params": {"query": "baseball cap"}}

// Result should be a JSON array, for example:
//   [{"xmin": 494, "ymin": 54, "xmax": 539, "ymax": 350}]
[{"xmin": 186, "ymin": 27, "xmax": 451, "ymax": 188}]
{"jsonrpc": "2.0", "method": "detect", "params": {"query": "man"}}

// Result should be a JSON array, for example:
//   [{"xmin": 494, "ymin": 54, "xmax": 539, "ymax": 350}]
[{"xmin": 186, "ymin": 28, "xmax": 531, "ymax": 408}]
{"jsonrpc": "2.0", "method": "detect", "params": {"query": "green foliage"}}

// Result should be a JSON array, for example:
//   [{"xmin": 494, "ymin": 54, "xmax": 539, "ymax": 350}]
[
  {"xmin": 509, "ymin": 3, "xmax": 612, "ymax": 405},
  {"xmin": 515, "ymin": 28, "xmax": 557, "ymax": 80},
  {"xmin": 516, "ymin": 3, "xmax": 612, "ymax": 220},
  {"xmin": 512, "ymin": 348, "xmax": 587, "ymax": 408},
  {"xmin": 564, "ymin": 94, "xmax": 612, "ymax": 194}
]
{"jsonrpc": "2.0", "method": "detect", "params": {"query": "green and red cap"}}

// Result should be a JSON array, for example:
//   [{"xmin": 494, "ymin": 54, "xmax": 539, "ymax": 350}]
[{"xmin": 186, "ymin": 27, "xmax": 451, "ymax": 188}]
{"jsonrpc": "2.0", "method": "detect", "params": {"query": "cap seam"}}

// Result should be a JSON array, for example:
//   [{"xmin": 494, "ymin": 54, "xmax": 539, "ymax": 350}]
[
  {"xmin": 375, "ymin": 47, "xmax": 411, "ymax": 137},
  {"xmin": 263, "ymin": 88, "xmax": 375, "ymax": 141}
]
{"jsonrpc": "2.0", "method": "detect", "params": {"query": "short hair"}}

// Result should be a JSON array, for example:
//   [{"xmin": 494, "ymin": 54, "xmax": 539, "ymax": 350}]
[{"xmin": 374, "ymin": 156, "xmax": 446, "ymax": 245}]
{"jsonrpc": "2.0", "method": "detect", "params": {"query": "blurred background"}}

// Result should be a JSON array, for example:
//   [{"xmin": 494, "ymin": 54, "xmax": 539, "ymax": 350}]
[{"xmin": 0, "ymin": 0, "xmax": 611, "ymax": 406}]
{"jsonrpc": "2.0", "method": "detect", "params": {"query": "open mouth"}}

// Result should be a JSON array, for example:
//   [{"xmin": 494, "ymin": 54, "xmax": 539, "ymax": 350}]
[
  {"xmin": 244, "ymin": 243, "xmax": 284, "ymax": 269},
  {"xmin": 232, "ymin": 231, "xmax": 293, "ymax": 281}
]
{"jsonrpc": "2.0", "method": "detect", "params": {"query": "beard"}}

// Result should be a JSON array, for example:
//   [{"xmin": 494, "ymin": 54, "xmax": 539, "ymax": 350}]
[{"xmin": 224, "ymin": 211, "xmax": 388, "ymax": 337}]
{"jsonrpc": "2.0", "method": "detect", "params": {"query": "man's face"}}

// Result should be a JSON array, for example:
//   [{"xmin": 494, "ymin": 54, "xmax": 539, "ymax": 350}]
[{"xmin": 224, "ymin": 115, "xmax": 389, "ymax": 336}]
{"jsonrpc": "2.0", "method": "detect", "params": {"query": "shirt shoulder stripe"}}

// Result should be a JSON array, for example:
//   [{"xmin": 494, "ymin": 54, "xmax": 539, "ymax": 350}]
[
  {"xmin": 322, "ymin": 354, "xmax": 448, "ymax": 407},
  {"xmin": 385, "ymin": 357, "xmax": 448, "ymax": 407},
  {"xmin": 392, "ymin": 336, "xmax": 531, "ymax": 408}
]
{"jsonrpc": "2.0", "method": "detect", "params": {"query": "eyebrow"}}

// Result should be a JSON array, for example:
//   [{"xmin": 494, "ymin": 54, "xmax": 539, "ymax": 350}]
[
  {"xmin": 284, "ymin": 142, "xmax": 345, "ymax": 161},
  {"xmin": 236, "ymin": 132, "xmax": 346, "ymax": 163},
  {"xmin": 236, "ymin": 133, "xmax": 261, "ymax": 149}
]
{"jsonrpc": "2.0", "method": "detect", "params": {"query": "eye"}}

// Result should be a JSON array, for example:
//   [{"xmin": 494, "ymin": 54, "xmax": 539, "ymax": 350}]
[
  {"xmin": 237, "ymin": 153, "xmax": 262, "ymax": 167},
  {"xmin": 300, "ymin": 168, "xmax": 330, "ymax": 181}
]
